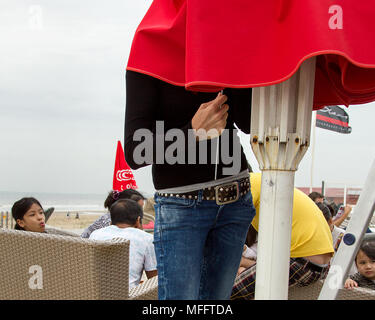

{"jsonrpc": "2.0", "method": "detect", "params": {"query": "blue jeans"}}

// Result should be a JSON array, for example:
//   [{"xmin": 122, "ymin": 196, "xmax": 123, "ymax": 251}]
[{"xmin": 153, "ymin": 189, "xmax": 256, "ymax": 300}]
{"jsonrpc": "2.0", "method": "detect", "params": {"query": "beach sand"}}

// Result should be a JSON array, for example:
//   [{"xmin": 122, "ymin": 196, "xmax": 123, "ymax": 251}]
[
  {"xmin": 45, "ymin": 198, "xmax": 156, "ymax": 233},
  {"xmin": 46, "ymin": 211, "xmax": 103, "ymax": 234}
]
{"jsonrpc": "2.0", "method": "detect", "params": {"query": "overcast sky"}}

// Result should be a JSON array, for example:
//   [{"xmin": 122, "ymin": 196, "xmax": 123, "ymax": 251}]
[{"xmin": 1, "ymin": 1, "xmax": 374, "ymax": 197}]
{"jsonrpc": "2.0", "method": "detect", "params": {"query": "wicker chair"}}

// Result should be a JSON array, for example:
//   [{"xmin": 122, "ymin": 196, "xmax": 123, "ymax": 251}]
[
  {"xmin": 45, "ymin": 225, "xmax": 81, "ymax": 237},
  {"xmin": 142, "ymin": 198, "xmax": 155, "ymax": 233},
  {"xmin": 0, "ymin": 228, "xmax": 158, "ymax": 300},
  {"xmin": 288, "ymin": 279, "xmax": 375, "ymax": 300}
]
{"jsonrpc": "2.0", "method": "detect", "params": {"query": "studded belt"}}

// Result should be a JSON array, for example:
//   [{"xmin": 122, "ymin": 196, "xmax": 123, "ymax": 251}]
[{"xmin": 157, "ymin": 177, "xmax": 250, "ymax": 205}]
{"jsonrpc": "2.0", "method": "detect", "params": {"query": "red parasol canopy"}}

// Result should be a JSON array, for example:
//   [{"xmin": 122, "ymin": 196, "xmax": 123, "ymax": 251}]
[
  {"xmin": 127, "ymin": 0, "xmax": 375, "ymax": 109},
  {"xmin": 113, "ymin": 141, "xmax": 138, "ymax": 191}
]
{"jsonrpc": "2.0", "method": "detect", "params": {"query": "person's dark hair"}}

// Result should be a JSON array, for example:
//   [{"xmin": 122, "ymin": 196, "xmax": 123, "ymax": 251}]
[
  {"xmin": 356, "ymin": 240, "xmax": 375, "ymax": 263},
  {"xmin": 129, "ymin": 195, "xmax": 144, "ymax": 222},
  {"xmin": 246, "ymin": 161, "xmax": 253, "ymax": 173},
  {"xmin": 246, "ymin": 225, "xmax": 258, "ymax": 248},
  {"xmin": 104, "ymin": 189, "xmax": 145, "ymax": 209},
  {"xmin": 130, "ymin": 194, "xmax": 143, "ymax": 203},
  {"xmin": 11, "ymin": 197, "xmax": 44, "ymax": 230},
  {"xmin": 316, "ymin": 202, "xmax": 332, "ymax": 223},
  {"xmin": 326, "ymin": 202, "xmax": 337, "ymax": 217},
  {"xmin": 308, "ymin": 192, "xmax": 324, "ymax": 202},
  {"xmin": 110, "ymin": 199, "xmax": 143, "ymax": 226}
]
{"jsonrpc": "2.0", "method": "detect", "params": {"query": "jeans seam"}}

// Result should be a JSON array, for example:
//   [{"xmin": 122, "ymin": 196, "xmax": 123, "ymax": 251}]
[
  {"xmin": 155, "ymin": 201, "xmax": 166, "ymax": 298},
  {"xmin": 198, "ymin": 251, "xmax": 208, "ymax": 299}
]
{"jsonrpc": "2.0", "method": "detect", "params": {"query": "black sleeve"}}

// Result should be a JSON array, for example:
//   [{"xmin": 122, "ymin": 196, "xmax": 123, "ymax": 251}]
[
  {"xmin": 225, "ymin": 88, "xmax": 252, "ymax": 134},
  {"xmin": 124, "ymin": 70, "xmax": 193, "ymax": 169},
  {"xmin": 349, "ymin": 272, "xmax": 363, "ymax": 283}
]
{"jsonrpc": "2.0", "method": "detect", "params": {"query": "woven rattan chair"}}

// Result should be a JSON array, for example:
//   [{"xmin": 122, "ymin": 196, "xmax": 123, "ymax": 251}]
[
  {"xmin": 0, "ymin": 228, "xmax": 158, "ymax": 300},
  {"xmin": 45, "ymin": 225, "xmax": 81, "ymax": 237},
  {"xmin": 142, "ymin": 198, "xmax": 155, "ymax": 233},
  {"xmin": 142, "ymin": 212, "xmax": 155, "ymax": 233},
  {"xmin": 288, "ymin": 279, "xmax": 375, "ymax": 300}
]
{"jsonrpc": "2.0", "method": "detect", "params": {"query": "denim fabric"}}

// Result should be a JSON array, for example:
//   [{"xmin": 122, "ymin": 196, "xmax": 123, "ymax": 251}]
[{"xmin": 153, "ymin": 189, "xmax": 256, "ymax": 300}]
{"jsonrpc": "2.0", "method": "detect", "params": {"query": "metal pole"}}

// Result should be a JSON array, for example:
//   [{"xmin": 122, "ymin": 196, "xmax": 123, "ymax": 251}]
[
  {"xmin": 310, "ymin": 112, "xmax": 317, "ymax": 193},
  {"xmin": 0, "ymin": 212, "xmax": 3, "ymax": 228},
  {"xmin": 251, "ymin": 57, "xmax": 316, "ymax": 299},
  {"xmin": 256, "ymin": 170, "xmax": 295, "ymax": 299},
  {"xmin": 321, "ymin": 180, "xmax": 325, "ymax": 196},
  {"xmin": 6, "ymin": 211, "xmax": 9, "ymax": 229},
  {"xmin": 319, "ymin": 159, "xmax": 375, "ymax": 300}
]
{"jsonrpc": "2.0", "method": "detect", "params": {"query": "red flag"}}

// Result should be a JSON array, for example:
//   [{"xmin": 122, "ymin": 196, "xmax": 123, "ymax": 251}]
[
  {"xmin": 112, "ymin": 141, "xmax": 138, "ymax": 191},
  {"xmin": 127, "ymin": 0, "xmax": 375, "ymax": 109}
]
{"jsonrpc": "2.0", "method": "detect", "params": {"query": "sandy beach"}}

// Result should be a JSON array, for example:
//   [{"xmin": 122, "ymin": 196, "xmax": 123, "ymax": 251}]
[
  {"xmin": 45, "ymin": 200, "xmax": 155, "ymax": 235},
  {"xmin": 46, "ymin": 211, "xmax": 103, "ymax": 235}
]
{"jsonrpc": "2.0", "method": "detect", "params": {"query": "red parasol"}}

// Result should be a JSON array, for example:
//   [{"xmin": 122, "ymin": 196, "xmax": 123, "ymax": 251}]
[
  {"xmin": 127, "ymin": 0, "xmax": 375, "ymax": 109},
  {"xmin": 112, "ymin": 141, "xmax": 138, "ymax": 191}
]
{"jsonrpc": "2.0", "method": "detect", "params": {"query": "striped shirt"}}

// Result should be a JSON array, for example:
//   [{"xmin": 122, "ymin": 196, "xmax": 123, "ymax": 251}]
[{"xmin": 81, "ymin": 213, "xmax": 111, "ymax": 238}]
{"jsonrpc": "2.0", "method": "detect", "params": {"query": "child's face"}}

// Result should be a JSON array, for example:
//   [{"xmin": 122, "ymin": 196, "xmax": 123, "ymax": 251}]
[
  {"xmin": 356, "ymin": 250, "xmax": 375, "ymax": 280},
  {"xmin": 17, "ymin": 203, "xmax": 45, "ymax": 232}
]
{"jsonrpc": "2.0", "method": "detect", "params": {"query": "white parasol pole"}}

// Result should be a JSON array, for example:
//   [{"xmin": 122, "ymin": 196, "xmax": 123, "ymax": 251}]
[
  {"xmin": 250, "ymin": 57, "xmax": 316, "ymax": 299},
  {"xmin": 310, "ymin": 112, "xmax": 317, "ymax": 193}
]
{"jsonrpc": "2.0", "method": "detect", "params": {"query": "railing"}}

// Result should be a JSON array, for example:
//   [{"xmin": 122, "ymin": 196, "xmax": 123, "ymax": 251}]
[{"xmin": 0, "ymin": 211, "xmax": 15, "ymax": 229}]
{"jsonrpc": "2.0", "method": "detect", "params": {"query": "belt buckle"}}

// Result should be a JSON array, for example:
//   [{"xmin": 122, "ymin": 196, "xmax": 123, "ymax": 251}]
[{"xmin": 214, "ymin": 181, "xmax": 239, "ymax": 205}]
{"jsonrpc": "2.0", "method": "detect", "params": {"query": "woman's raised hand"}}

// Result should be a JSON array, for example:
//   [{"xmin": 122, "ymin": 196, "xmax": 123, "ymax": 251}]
[{"xmin": 191, "ymin": 92, "xmax": 229, "ymax": 140}]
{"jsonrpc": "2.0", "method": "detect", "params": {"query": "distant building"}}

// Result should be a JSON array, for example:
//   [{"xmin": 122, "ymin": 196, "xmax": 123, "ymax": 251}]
[{"xmin": 297, "ymin": 187, "xmax": 361, "ymax": 205}]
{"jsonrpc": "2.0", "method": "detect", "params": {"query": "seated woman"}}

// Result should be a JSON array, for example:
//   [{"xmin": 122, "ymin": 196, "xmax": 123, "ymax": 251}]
[
  {"xmin": 12, "ymin": 197, "xmax": 46, "ymax": 233},
  {"xmin": 81, "ymin": 189, "xmax": 146, "ymax": 238},
  {"xmin": 231, "ymin": 173, "xmax": 334, "ymax": 300}
]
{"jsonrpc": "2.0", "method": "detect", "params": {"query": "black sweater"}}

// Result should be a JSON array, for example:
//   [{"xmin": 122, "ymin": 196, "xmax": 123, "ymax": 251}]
[
  {"xmin": 350, "ymin": 272, "xmax": 375, "ymax": 290},
  {"xmin": 124, "ymin": 70, "xmax": 252, "ymax": 190}
]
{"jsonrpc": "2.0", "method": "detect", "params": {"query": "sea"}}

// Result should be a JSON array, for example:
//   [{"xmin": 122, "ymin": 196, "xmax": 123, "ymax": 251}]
[
  {"xmin": 0, "ymin": 191, "xmax": 107, "ymax": 213},
  {"xmin": 0, "ymin": 189, "xmax": 155, "ymax": 214}
]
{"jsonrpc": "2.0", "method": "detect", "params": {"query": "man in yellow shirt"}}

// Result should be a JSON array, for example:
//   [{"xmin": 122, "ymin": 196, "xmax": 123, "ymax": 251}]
[{"xmin": 231, "ymin": 173, "xmax": 334, "ymax": 300}]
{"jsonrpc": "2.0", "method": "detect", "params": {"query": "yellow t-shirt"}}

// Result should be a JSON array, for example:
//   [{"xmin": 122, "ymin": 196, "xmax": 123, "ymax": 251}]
[{"xmin": 250, "ymin": 172, "xmax": 334, "ymax": 258}]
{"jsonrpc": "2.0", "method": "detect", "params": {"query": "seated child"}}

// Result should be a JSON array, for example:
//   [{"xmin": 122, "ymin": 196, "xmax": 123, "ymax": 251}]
[
  {"xmin": 11, "ymin": 197, "xmax": 46, "ymax": 233},
  {"xmin": 344, "ymin": 240, "xmax": 375, "ymax": 290}
]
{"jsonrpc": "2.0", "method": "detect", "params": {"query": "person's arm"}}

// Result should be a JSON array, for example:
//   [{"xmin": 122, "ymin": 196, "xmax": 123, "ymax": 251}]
[
  {"xmin": 344, "ymin": 278, "xmax": 358, "ymax": 289},
  {"xmin": 144, "ymin": 241, "xmax": 158, "ymax": 279},
  {"xmin": 124, "ymin": 70, "xmax": 229, "ymax": 169},
  {"xmin": 239, "ymin": 257, "xmax": 256, "ymax": 269},
  {"xmin": 145, "ymin": 270, "xmax": 158, "ymax": 279},
  {"xmin": 124, "ymin": 70, "xmax": 162, "ymax": 169},
  {"xmin": 333, "ymin": 205, "xmax": 352, "ymax": 227},
  {"xmin": 237, "ymin": 257, "xmax": 256, "ymax": 276}
]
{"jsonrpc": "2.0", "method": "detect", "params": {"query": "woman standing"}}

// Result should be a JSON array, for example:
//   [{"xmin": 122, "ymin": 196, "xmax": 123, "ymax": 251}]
[
  {"xmin": 124, "ymin": 73, "xmax": 256, "ymax": 300},
  {"xmin": 124, "ymin": 0, "xmax": 256, "ymax": 300}
]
